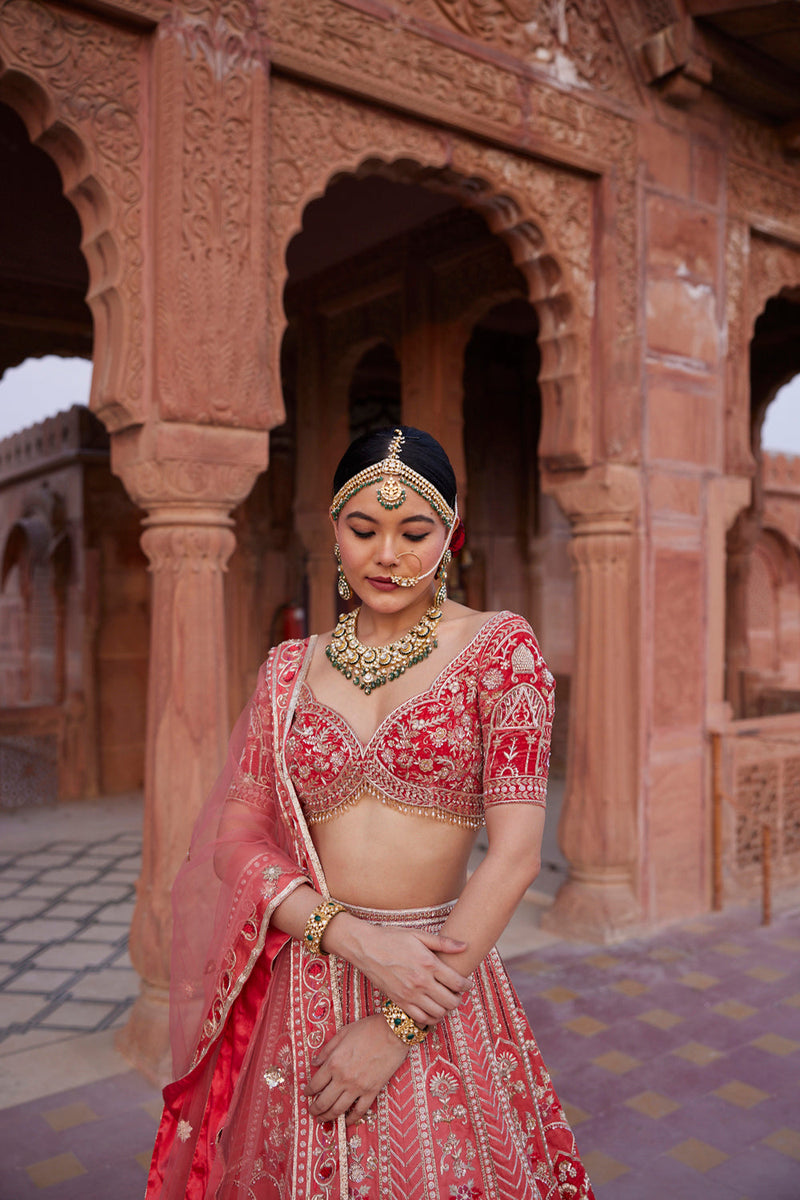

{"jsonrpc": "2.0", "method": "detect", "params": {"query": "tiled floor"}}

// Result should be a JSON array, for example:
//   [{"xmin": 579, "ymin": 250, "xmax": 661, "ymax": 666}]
[
  {"xmin": 508, "ymin": 910, "xmax": 800, "ymax": 1199},
  {"xmin": 0, "ymin": 797, "xmax": 798, "ymax": 1199}
]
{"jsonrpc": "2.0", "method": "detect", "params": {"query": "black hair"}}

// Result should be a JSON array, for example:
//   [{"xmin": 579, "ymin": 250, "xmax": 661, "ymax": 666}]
[{"xmin": 332, "ymin": 426, "xmax": 457, "ymax": 508}]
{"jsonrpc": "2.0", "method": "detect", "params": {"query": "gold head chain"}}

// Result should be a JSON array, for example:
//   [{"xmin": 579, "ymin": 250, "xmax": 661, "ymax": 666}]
[{"xmin": 330, "ymin": 429, "xmax": 456, "ymax": 529}]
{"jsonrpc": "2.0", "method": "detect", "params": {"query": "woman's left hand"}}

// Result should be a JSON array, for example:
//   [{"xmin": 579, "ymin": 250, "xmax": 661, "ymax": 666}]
[{"xmin": 305, "ymin": 1014, "xmax": 409, "ymax": 1125}]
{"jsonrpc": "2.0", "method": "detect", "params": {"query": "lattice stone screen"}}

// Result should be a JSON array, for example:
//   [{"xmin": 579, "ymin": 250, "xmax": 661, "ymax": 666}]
[{"xmin": 717, "ymin": 715, "xmax": 800, "ymax": 898}]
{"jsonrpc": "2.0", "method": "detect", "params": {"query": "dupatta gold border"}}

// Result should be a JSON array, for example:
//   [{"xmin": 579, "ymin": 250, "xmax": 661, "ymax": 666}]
[{"xmin": 270, "ymin": 638, "xmax": 350, "ymax": 1200}]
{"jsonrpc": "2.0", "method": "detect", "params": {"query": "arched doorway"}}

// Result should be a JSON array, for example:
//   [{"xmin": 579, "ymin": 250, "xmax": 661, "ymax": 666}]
[
  {"xmin": 726, "ymin": 293, "xmax": 800, "ymax": 716},
  {"xmin": 280, "ymin": 170, "xmax": 554, "ymax": 637},
  {"xmin": 0, "ymin": 98, "xmax": 148, "ymax": 805}
]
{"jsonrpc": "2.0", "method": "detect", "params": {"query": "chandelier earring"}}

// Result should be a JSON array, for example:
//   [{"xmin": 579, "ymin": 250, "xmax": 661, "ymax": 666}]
[
  {"xmin": 434, "ymin": 549, "xmax": 452, "ymax": 608},
  {"xmin": 334, "ymin": 544, "xmax": 351, "ymax": 600}
]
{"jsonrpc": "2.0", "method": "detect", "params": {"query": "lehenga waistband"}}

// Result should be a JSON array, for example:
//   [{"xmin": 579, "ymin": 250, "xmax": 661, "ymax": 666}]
[{"xmin": 342, "ymin": 899, "xmax": 457, "ymax": 930}]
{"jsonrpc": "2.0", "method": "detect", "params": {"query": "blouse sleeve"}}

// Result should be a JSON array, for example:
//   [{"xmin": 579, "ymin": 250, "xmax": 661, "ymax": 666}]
[{"xmin": 478, "ymin": 613, "xmax": 555, "ymax": 810}]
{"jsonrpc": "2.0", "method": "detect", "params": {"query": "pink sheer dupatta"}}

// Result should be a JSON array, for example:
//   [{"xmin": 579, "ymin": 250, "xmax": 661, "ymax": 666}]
[{"xmin": 146, "ymin": 639, "xmax": 325, "ymax": 1199}]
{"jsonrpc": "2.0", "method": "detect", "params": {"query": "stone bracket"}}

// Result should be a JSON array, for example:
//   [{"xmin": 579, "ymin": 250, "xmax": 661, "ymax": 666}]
[{"xmin": 639, "ymin": 18, "xmax": 713, "ymax": 109}]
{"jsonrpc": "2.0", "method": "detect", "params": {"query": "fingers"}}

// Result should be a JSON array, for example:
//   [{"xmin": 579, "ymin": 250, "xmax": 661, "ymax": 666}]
[
  {"xmin": 346, "ymin": 1095, "xmax": 375, "ymax": 1126},
  {"xmin": 413, "ymin": 934, "xmax": 472, "ymax": 991},
  {"xmin": 416, "ymin": 931, "xmax": 468, "ymax": 955},
  {"xmin": 404, "ymin": 1001, "xmax": 437, "ymax": 1027},
  {"xmin": 308, "ymin": 1082, "xmax": 376, "ymax": 1124},
  {"xmin": 435, "ymin": 962, "xmax": 474, "ymax": 995},
  {"xmin": 409, "ymin": 975, "xmax": 474, "ymax": 1024},
  {"xmin": 307, "ymin": 1078, "xmax": 349, "ymax": 1122}
]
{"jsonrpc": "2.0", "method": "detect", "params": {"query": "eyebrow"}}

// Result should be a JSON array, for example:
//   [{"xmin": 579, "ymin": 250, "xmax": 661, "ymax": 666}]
[{"xmin": 345, "ymin": 510, "xmax": 435, "ymax": 526}]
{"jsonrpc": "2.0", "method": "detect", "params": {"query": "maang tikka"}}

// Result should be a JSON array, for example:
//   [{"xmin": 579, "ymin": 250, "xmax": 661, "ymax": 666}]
[
  {"xmin": 334, "ymin": 544, "xmax": 351, "ymax": 600},
  {"xmin": 330, "ymin": 428, "xmax": 456, "ymax": 530}
]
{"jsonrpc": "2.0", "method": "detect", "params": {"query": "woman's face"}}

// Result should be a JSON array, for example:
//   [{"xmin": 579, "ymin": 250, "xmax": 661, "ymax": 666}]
[{"xmin": 334, "ymin": 486, "xmax": 449, "ymax": 612}]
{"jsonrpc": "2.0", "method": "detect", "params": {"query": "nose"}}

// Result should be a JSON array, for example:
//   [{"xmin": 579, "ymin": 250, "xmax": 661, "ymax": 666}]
[{"xmin": 374, "ymin": 534, "xmax": 399, "ymax": 567}]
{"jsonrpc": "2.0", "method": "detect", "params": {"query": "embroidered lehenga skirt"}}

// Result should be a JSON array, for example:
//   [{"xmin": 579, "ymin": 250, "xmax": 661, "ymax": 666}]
[{"xmin": 211, "ymin": 903, "xmax": 594, "ymax": 1200}]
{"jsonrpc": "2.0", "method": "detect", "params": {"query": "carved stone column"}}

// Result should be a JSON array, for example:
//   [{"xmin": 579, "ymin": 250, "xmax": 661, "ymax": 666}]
[
  {"xmin": 112, "ymin": 427, "xmax": 268, "ymax": 1081},
  {"xmin": 106, "ymin": 1, "xmax": 275, "ymax": 1079},
  {"xmin": 725, "ymin": 507, "xmax": 760, "ymax": 716},
  {"xmin": 541, "ymin": 465, "xmax": 642, "ymax": 942},
  {"xmin": 122, "ymin": 518, "xmax": 234, "ymax": 1076}
]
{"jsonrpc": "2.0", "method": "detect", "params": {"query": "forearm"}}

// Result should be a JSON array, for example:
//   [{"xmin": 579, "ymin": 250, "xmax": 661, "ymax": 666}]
[
  {"xmin": 270, "ymin": 883, "xmax": 371, "ymax": 960},
  {"xmin": 271, "ymin": 882, "xmax": 471, "ymax": 1026},
  {"xmin": 437, "ymin": 809, "xmax": 544, "ymax": 976}
]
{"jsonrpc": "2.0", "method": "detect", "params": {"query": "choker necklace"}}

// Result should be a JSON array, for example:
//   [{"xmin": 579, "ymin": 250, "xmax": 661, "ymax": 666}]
[{"xmin": 326, "ymin": 606, "xmax": 443, "ymax": 695}]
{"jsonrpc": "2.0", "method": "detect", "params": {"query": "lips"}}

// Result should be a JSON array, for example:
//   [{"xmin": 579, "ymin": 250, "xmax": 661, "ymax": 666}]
[{"xmin": 367, "ymin": 576, "xmax": 398, "ymax": 591}]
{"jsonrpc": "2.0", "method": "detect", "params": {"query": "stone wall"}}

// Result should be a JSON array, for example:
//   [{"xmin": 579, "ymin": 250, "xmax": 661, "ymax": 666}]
[{"xmin": 0, "ymin": 406, "xmax": 148, "ymax": 804}]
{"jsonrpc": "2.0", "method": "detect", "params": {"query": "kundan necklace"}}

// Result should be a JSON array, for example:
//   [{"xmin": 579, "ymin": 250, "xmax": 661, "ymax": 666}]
[{"xmin": 326, "ymin": 605, "xmax": 443, "ymax": 695}]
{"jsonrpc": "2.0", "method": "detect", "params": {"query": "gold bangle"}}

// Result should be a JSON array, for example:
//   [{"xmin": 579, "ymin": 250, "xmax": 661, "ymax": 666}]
[
  {"xmin": 302, "ymin": 901, "xmax": 346, "ymax": 955},
  {"xmin": 382, "ymin": 998, "xmax": 429, "ymax": 1045}
]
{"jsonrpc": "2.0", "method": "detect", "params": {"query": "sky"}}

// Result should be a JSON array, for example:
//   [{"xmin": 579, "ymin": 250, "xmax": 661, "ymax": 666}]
[{"xmin": 0, "ymin": 354, "xmax": 799, "ymax": 454}]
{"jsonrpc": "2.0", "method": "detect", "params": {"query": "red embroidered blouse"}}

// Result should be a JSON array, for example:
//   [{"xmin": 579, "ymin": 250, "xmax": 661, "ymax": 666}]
[{"xmin": 286, "ymin": 611, "xmax": 554, "ymax": 829}]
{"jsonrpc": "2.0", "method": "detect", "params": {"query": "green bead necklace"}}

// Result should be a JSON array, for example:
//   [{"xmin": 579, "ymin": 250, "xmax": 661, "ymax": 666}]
[{"xmin": 325, "ymin": 605, "xmax": 443, "ymax": 695}]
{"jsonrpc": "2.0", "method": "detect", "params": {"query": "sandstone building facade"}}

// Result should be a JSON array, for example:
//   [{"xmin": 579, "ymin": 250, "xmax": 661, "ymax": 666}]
[{"xmin": 1, "ymin": 0, "xmax": 799, "ymax": 1076}]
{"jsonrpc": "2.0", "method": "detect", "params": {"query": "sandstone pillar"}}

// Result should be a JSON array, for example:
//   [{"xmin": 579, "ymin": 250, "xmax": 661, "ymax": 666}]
[
  {"xmin": 109, "ymin": 0, "xmax": 274, "ymax": 1078},
  {"xmin": 119, "ymin": 514, "xmax": 234, "ymax": 1078},
  {"xmin": 725, "ymin": 508, "xmax": 760, "ymax": 716},
  {"xmin": 542, "ymin": 465, "xmax": 642, "ymax": 942},
  {"xmin": 707, "ymin": 476, "xmax": 751, "ymax": 725},
  {"xmin": 113, "ymin": 428, "xmax": 268, "ymax": 1081}
]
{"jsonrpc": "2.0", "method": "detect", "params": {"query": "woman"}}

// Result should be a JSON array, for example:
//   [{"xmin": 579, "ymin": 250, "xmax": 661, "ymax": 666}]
[{"xmin": 146, "ymin": 427, "xmax": 594, "ymax": 1200}]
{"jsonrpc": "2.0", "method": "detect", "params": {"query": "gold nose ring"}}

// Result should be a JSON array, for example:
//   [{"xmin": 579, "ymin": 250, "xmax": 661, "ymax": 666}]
[{"xmin": 390, "ymin": 551, "xmax": 422, "ymax": 588}]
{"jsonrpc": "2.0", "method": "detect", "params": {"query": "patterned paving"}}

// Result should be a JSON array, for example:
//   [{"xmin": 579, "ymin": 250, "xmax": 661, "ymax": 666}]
[
  {"xmin": 0, "ymin": 831, "xmax": 141, "ymax": 1052},
  {"xmin": 507, "ymin": 909, "xmax": 800, "ymax": 1199},
  {"xmin": 0, "ymin": 804, "xmax": 798, "ymax": 1198}
]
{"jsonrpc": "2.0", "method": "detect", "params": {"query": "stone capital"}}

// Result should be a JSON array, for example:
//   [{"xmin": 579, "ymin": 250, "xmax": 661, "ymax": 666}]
[
  {"xmin": 542, "ymin": 463, "xmax": 641, "ymax": 535},
  {"xmin": 110, "ymin": 422, "xmax": 269, "ymax": 519},
  {"xmin": 140, "ymin": 523, "xmax": 236, "ymax": 575}
]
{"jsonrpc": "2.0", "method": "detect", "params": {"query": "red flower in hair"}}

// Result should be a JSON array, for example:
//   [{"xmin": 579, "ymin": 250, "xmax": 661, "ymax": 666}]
[{"xmin": 450, "ymin": 519, "xmax": 466, "ymax": 555}]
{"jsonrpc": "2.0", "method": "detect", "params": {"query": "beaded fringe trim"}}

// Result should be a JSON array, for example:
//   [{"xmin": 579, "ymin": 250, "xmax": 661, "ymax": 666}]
[{"xmin": 303, "ymin": 784, "xmax": 484, "ymax": 830}]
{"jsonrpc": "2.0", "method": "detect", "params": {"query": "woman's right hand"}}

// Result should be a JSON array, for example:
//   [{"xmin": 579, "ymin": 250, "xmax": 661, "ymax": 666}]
[{"xmin": 332, "ymin": 918, "xmax": 472, "ymax": 1027}]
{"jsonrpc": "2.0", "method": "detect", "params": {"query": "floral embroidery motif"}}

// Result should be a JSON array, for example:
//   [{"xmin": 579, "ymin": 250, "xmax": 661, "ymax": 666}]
[
  {"xmin": 429, "ymin": 1071, "xmax": 469, "ymax": 1126},
  {"xmin": 262, "ymin": 864, "xmax": 283, "ymax": 899},
  {"xmin": 263, "ymin": 1066, "xmax": 285, "ymax": 1088},
  {"xmin": 439, "ymin": 1129, "xmax": 477, "ymax": 1178},
  {"xmin": 176, "ymin": 1119, "xmax": 193, "ymax": 1142},
  {"xmin": 286, "ymin": 613, "xmax": 553, "ymax": 828},
  {"xmin": 495, "ymin": 1049, "xmax": 527, "ymax": 1097},
  {"xmin": 347, "ymin": 1127, "xmax": 379, "ymax": 1194}
]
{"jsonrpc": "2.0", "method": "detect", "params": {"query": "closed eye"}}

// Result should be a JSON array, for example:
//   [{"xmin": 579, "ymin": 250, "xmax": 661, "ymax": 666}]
[{"xmin": 404, "ymin": 533, "xmax": 429, "ymax": 543}]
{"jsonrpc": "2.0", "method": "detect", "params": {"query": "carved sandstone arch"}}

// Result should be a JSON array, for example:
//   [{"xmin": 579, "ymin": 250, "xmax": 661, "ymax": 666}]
[
  {"xmin": 723, "ymin": 240, "xmax": 800, "ymax": 714},
  {"xmin": 268, "ymin": 76, "xmax": 594, "ymax": 473},
  {"xmin": 724, "ymin": 186, "xmax": 800, "ymax": 477},
  {"xmin": 0, "ymin": 0, "xmax": 145, "ymax": 432}
]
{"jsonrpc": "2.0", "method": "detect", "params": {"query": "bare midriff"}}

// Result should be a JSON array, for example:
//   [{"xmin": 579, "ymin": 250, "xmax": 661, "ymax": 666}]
[{"xmin": 310, "ymin": 789, "xmax": 478, "ymax": 909}]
